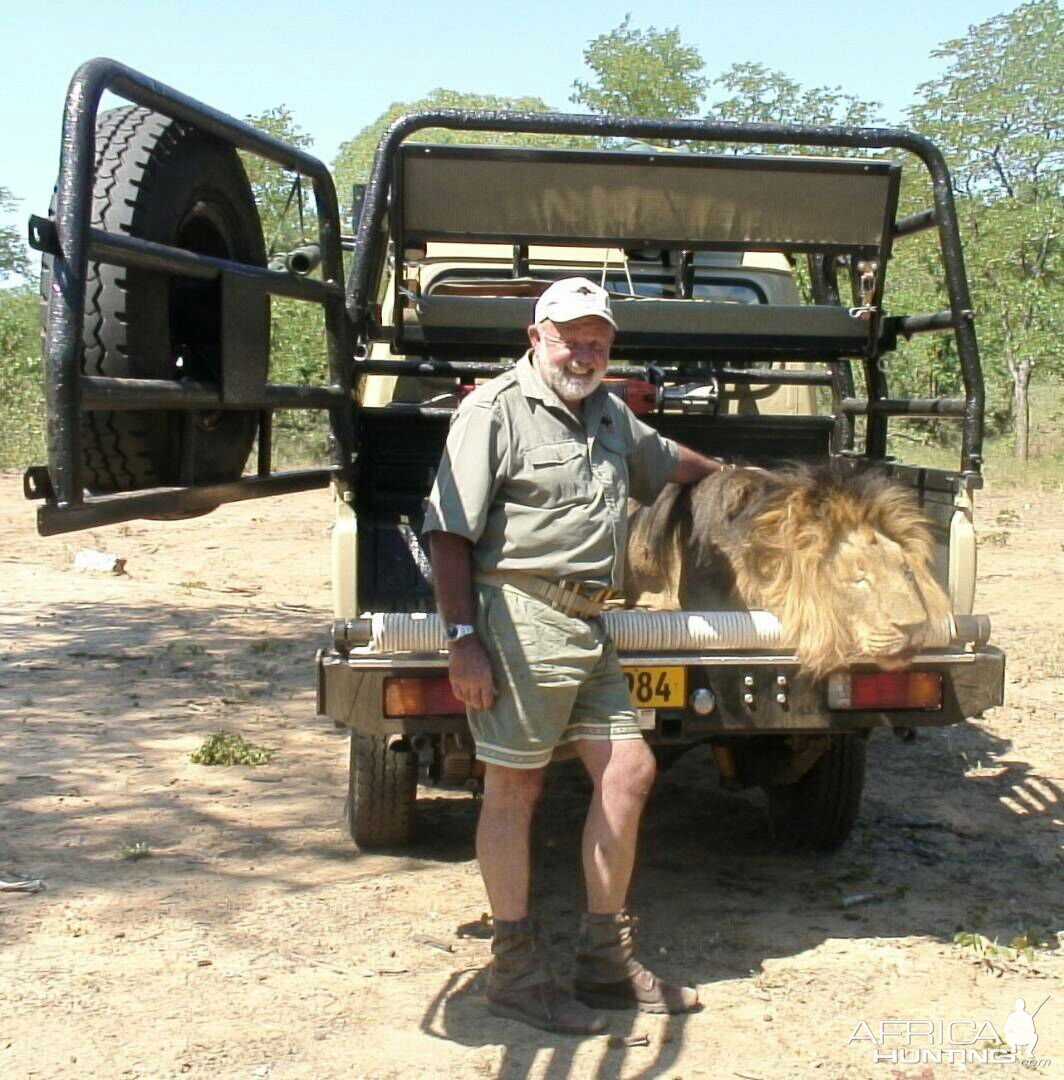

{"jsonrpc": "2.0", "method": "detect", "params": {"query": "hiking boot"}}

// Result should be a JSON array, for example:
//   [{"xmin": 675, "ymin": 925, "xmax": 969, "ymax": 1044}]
[
  {"xmin": 487, "ymin": 916, "xmax": 608, "ymax": 1035},
  {"xmin": 574, "ymin": 911, "xmax": 700, "ymax": 1015}
]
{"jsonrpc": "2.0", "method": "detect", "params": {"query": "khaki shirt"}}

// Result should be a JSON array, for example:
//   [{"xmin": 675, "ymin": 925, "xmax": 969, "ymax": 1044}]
[{"xmin": 423, "ymin": 354, "xmax": 679, "ymax": 588}]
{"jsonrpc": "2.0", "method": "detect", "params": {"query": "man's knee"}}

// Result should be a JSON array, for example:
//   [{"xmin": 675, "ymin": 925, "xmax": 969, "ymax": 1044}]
[
  {"xmin": 580, "ymin": 738, "xmax": 656, "ymax": 797},
  {"xmin": 483, "ymin": 763, "xmax": 546, "ymax": 814},
  {"xmin": 604, "ymin": 740, "xmax": 656, "ymax": 799}
]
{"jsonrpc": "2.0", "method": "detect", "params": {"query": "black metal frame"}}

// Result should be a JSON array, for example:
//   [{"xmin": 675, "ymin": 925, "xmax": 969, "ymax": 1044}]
[
  {"xmin": 349, "ymin": 109, "xmax": 984, "ymax": 477},
  {"xmin": 387, "ymin": 142, "xmax": 901, "ymax": 365},
  {"xmin": 352, "ymin": 358, "xmax": 833, "ymax": 385},
  {"xmin": 28, "ymin": 61, "xmax": 987, "ymax": 535},
  {"xmin": 27, "ymin": 57, "xmax": 354, "ymax": 535}
]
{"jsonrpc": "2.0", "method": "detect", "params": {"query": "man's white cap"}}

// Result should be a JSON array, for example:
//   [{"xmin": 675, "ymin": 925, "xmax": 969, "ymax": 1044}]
[{"xmin": 534, "ymin": 277, "xmax": 617, "ymax": 330}]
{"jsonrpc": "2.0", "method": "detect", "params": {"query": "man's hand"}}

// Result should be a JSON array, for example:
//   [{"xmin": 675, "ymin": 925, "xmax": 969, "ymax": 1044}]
[
  {"xmin": 448, "ymin": 636, "xmax": 498, "ymax": 710},
  {"xmin": 669, "ymin": 444, "xmax": 726, "ymax": 484},
  {"xmin": 670, "ymin": 444, "xmax": 771, "ymax": 484}
]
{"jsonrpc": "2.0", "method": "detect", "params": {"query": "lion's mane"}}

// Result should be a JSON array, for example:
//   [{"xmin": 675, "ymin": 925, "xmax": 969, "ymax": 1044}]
[{"xmin": 625, "ymin": 464, "xmax": 952, "ymax": 677}]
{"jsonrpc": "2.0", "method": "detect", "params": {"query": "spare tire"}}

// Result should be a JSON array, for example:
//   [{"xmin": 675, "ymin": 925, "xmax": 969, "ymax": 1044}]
[{"xmin": 44, "ymin": 105, "xmax": 268, "ymax": 493}]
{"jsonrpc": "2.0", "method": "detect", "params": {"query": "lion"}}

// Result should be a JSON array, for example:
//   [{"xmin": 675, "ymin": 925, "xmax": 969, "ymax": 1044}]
[{"xmin": 624, "ymin": 464, "xmax": 953, "ymax": 677}]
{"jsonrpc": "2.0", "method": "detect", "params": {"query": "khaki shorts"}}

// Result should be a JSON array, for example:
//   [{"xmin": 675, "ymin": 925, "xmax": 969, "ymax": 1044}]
[{"xmin": 469, "ymin": 583, "xmax": 643, "ymax": 769}]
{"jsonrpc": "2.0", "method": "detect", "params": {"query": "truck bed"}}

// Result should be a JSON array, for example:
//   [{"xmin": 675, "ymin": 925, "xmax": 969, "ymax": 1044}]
[{"xmin": 354, "ymin": 406, "xmax": 835, "ymax": 613}]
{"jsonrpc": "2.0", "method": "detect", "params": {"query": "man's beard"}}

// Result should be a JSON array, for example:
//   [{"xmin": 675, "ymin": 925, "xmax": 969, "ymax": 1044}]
[{"xmin": 534, "ymin": 343, "xmax": 606, "ymax": 402}]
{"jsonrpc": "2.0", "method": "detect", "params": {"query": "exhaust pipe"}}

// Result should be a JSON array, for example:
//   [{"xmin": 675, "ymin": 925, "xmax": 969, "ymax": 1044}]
[{"xmin": 268, "ymin": 244, "xmax": 322, "ymax": 276}]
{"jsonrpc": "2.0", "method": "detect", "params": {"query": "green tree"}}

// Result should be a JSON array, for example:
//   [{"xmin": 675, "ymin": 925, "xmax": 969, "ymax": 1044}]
[
  {"xmin": 1, "ymin": 187, "xmax": 31, "ymax": 280},
  {"xmin": 333, "ymin": 89, "xmax": 591, "ymax": 216},
  {"xmin": 0, "ymin": 188, "xmax": 42, "ymax": 464},
  {"xmin": 240, "ymin": 106, "xmax": 317, "ymax": 256},
  {"xmin": 570, "ymin": 15, "xmax": 708, "ymax": 127},
  {"xmin": 709, "ymin": 63, "xmax": 882, "ymax": 154},
  {"xmin": 910, "ymin": 0, "xmax": 1062, "ymax": 201},
  {"xmin": 0, "ymin": 286, "xmax": 45, "ymax": 466},
  {"xmin": 964, "ymin": 195, "xmax": 1062, "ymax": 459},
  {"xmin": 907, "ymin": 0, "xmax": 1063, "ymax": 459}
]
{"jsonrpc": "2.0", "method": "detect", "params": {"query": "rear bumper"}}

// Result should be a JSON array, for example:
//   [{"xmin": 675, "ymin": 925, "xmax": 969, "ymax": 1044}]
[{"xmin": 317, "ymin": 646, "xmax": 1005, "ymax": 739}]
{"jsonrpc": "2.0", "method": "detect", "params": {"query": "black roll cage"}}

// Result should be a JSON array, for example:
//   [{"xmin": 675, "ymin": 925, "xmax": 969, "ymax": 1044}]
[{"xmin": 25, "ymin": 57, "xmax": 984, "ymax": 536}]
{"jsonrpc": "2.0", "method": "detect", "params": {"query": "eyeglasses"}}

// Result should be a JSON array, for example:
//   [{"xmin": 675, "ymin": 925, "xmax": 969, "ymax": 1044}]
[{"xmin": 538, "ymin": 332, "xmax": 610, "ymax": 360}]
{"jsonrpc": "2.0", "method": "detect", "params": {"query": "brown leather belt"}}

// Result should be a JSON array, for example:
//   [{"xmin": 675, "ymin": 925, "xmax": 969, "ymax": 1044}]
[{"xmin": 475, "ymin": 569, "xmax": 615, "ymax": 618}]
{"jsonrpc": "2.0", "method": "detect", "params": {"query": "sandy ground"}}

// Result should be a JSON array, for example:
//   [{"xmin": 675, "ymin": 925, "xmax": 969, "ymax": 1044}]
[{"xmin": 0, "ymin": 471, "xmax": 1061, "ymax": 1080}]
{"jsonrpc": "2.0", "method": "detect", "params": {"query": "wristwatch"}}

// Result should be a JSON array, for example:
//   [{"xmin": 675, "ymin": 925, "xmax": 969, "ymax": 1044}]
[{"xmin": 445, "ymin": 623, "xmax": 477, "ymax": 644}]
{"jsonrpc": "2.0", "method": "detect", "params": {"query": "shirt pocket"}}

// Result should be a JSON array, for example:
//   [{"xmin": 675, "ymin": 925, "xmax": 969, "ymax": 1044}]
[
  {"xmin": 514, "ymin": 440, "xmax": 590, "ymax": 507},
  {"xmin": 594, "ymin": 430, "xmax": 630, "ymax": 506}
]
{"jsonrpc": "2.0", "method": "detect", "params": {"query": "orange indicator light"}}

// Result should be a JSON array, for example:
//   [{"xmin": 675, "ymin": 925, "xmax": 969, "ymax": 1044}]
[{"xmin": 383, "ymin": 676, "xmax": 465, "ymax": 717}]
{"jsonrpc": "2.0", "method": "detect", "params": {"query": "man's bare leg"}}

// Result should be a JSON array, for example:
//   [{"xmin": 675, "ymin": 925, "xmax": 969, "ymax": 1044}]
[
  {"xmin": 478, "ymin": 760, "xmax": 608, "ymax": 1033},
  {"xmin": 572, "ymin": 737, "xmax": 698, "ymax": 1014},
  {"xmin": 476, "ymin": 762, "xmax": 545, "ymax": 920},
  {"xmin": 575, "ymin": 738, "xmax": 657, "ymax": 912}
]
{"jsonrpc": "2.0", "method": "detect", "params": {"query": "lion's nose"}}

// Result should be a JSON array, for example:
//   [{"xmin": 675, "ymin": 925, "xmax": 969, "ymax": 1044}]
[
  {"xmin": 888, "ymin": 588, "xmax": 930, "ymax": 634},
  {"xmin": 890, "ymin": 611, "xmax": 928, "ymax": 641}
]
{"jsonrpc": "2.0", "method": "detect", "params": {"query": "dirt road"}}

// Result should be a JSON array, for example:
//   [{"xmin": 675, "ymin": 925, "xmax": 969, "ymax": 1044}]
[{"xmin": 1, "ymin": 473, "xmax": 1061, "ymax": 1079}]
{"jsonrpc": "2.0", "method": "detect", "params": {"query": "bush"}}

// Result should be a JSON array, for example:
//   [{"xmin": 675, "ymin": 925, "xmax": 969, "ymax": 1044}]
[
  {"xmin": 190, "ymin": 731, "xmax": 273, "ymax": 766},
  {"xmin": 267, "ymin": 297, "xmax": 331, "ymax": 467},
  {"xmin": 0, "ymin": 286, "xmax": 44, "ymax": 468}
]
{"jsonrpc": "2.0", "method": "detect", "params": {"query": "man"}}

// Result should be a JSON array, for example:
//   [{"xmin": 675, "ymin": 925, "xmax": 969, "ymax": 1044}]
[{"xmin": 423, "ymin": 277, "xmax": 731, "ymax": 1035}]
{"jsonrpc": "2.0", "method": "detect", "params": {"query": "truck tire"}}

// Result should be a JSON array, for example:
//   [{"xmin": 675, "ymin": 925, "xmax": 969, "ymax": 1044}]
[
  {"xmin": 43, "ymin": 105, "xmax": 267, "ymax": 494},
  {"xmin": 346, "ymin": 734, "xmax": 417, "ymax": 849},
  {"xmin": 764, "ymin": 733, "xmax": 867, "ymax": 851}
]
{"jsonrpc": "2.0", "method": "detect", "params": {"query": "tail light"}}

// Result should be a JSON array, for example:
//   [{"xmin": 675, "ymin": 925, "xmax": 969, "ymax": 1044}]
[
  {"xmin": 383, "ymin": 676, "xmax": 465, "ymax": 717},
  {"xmin": 828, "ymin": 671, "xmax": 943, "ymax": 711}
]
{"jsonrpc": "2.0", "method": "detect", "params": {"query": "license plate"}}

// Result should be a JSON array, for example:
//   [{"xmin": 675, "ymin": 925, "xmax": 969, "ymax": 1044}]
[{"xmin": 623, "ymin": 666, "xmax": 686, "ymax": 709}]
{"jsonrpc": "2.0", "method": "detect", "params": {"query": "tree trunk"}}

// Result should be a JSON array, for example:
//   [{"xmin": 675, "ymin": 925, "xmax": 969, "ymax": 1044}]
[{"xmin": 1011, "ymin": 356, "xmax": 1034, "ymax": 462}]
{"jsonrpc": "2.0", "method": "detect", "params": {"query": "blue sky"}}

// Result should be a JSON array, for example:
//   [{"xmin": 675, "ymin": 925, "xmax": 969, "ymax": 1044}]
[{"xmin": 2, "ymin": 0, "xmax": 1018, "ymax": 270}]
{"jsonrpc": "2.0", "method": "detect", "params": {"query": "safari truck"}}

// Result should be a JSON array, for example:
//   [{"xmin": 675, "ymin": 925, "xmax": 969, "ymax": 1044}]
[{"xmin": 25, "ymin": 59, "xmax": 1004, "ymax": 853}]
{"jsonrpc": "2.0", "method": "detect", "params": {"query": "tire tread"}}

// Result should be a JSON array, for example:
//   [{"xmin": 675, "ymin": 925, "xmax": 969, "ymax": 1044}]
[
  {"xmin": 40, "ymin": 103, "xmax": 265, "ymax": 494},
  {"xmin": 347, "ymin": 734, "xmax": 417, "ymax": 849},
  {"xmin": 766, "ymin": 734, "xmax": 866, "ymax": 851}
]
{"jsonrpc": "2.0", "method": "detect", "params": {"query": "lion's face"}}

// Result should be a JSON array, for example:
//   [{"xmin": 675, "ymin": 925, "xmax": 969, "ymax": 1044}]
[
  {"xmin": 828, "ymin": 525, "xmax": 942, "ymax": 667},
  {"xmin": 707, "ymin": 468, "xmax": 953, "ymax": 677}
]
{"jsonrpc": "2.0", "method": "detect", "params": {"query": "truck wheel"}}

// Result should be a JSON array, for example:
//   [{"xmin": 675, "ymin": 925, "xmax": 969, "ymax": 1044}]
[
  {"xmin": 346, "ymin": 734, "xmax": 417, "ymax": 849},
  {"xmin": 43, "ymin": 104, "xmax": 267, "ymax": 494},
  {"xmin": 764, "ymin": 733, "xmax": 867, "ymax": 851}
]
